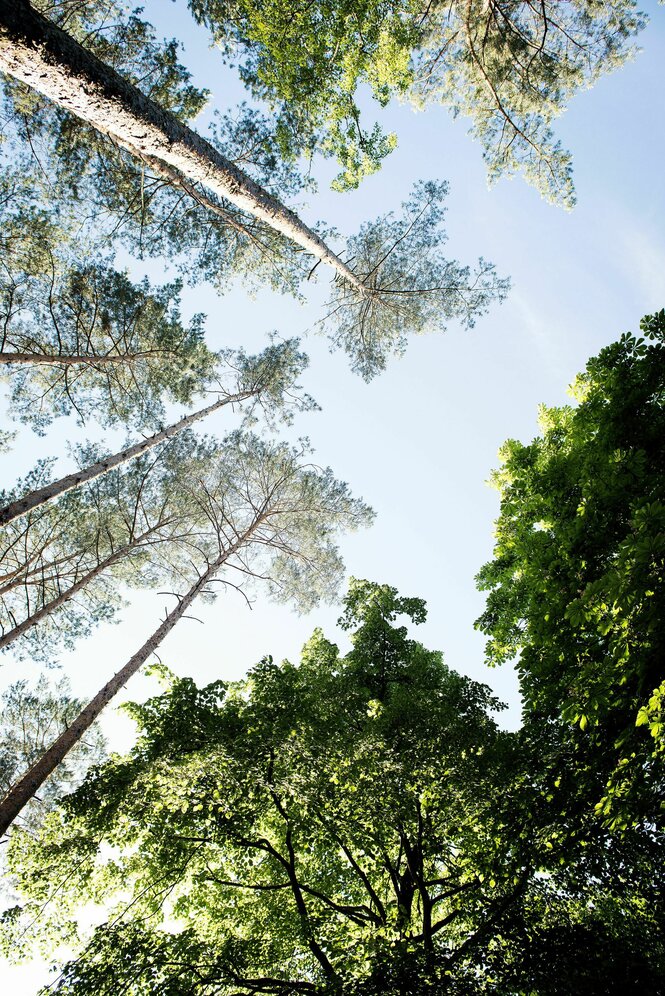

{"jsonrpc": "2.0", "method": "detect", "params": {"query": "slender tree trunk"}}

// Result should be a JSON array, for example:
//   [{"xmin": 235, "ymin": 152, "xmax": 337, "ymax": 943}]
[
  {"xmin": 0, "ymin": 351, "xmax": 176, "ymax": 365},
  {"xmin": 0, "ymin": 388, "xmax": 254, "ymax": 527},
  {"xmin": 0, "ymin": 0, "xmax": 366, "ymax": 296},
  {"xmin": 0, "ymin": 525, "xmax": 256, "ymax": 837},
  {"xmin": 0, "ymin": 523, "xmax": 167, "ymax": 650}
]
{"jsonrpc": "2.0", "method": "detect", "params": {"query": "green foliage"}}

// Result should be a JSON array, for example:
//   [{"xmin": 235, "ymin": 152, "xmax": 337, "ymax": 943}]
[
  {"xmin": 189, "ymin": 0, "xmax": 416, "ymax": 190},
  {"xmin": 412, "ymin": 0, "xmax": 645, "ymax": 207},
  {"xmin": 1, "ymin": 5, "xmax": 509, "ymax": 374},
  {"xmin": 0, "ymin": 435, "xmax": 209, "ymax": 660},
  {"xmin": 0, "ymin": 169, "xmax": 67, "ymax": 279},
  {"xmin": 324, "ymin": 181, "xmax": 509, "ymax": 379},
  {"xmin": 4, "ymin": 582, "xmax": 662, "ymax": 991},
  {"xmin": 0, "ymin": 339, "xmax": 317, "ymax": 660},
  {"xmin": 476, "ymin": 311, "xmax": 665, "ymax": 828},
  {"xmin": 477, "ymin": 885, "xmax": 665, "ymax": 995},
  {"xmin": 1, "ymin": 8, "xmax": 314, "ymax": 299},
  {"xmin": 175, "ymin": 432, "xmax": 374, "ymax": 612},
  {"xmin": 0, "ymin": 259, "xmax": 218, "ymax": 430},
  {"xmin": 12, "ymin": 0, "xmax": 208, "ymax": 120},
  {"xmin": 1, "ymin": 581, "xmax": 508, "ymax": 989},
  {"xmin": 234, "ymin": 335, "xmax": 317, "ymax": 427},
  {"xmin": 0, "ymin": 428, "xmax": 15, "ymax": 453},
  {"xmin": 189, "ymin": 0, "xmax": 646, "ymax": 204}
]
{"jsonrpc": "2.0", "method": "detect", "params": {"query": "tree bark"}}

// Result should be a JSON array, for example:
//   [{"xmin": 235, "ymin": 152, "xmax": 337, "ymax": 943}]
[
  {"xmin": 0, "ymin": 525, "xmax": 257, "ymax": 837},
  {"xmin": 0, "ymin": 387, "xmax": 254, "ymax": 527},
  {"xmin": 0, "ymin": 351, "xmax": 175, "ymax": 365},
  {"xmin": 0, "ymin": 523, "xmax": 167, "ymax": 650},
  {"xmin": 0, "ymin": 0, "xmax": 366, "ymax": 296}
]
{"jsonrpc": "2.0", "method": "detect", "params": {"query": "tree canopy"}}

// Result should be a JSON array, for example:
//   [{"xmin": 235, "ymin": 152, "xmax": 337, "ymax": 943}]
[
  {"xmin": 189, "ymin": 0, "xmax": 647, "ymax": 204},
  {"xmin": 0, "ymin": 3, "xmax": 662, "ymax": 990},
  {"xmin": 0, "ymin": 258, "xmax": 219, "ymax": 430},
  {"xmin": 476, "ymin": 310, "xmax": 665, "ymax": 830},
  {"xmin": 3, "ymin": 580, "xmax": 663, "ymax": 992},
  {"xmin": 9, "ymin": 0, "xmax": 644, "ymax": 206},
  {"xmin": 321, "ymin": 180, "xmax": 508, "ymax": 379},
  {"xmin": 0, "ymin": 2, "xmax": 509, "ymax": 377},
  {"xmin": 0, "ymin": 432, "xmax": 233, "ymax": 660}
]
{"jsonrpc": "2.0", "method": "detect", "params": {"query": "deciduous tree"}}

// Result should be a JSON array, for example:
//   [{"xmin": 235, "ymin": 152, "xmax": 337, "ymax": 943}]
[
  {"xmin": 2, "ymin": 581, "xmax": 662, "ymax": 990},
  {"xmin": 476, "ymin": 310, "xmax": 665, "ymax": 830}
]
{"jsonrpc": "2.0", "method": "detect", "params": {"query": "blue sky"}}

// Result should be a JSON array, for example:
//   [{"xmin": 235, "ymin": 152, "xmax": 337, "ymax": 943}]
[{"xmin": 1, "ymin": 2, "xmax": 665, "ymax": 988}]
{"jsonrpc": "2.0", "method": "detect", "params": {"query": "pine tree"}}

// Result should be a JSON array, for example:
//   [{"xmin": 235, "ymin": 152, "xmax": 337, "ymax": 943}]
[
  {"xmin": 0, "ymin": 432, "xmax": 373, "ymax": 836},
  {"xmin": 0, "ymin": 3, "xmax": 508, "ymax": 376},
  {"xmin": 0, "ymin": 258, "xmax": 218, "ymax": 430},
  {"xmin": 0, "ymin": 339, "xmax": 311, "ymax": 526}
]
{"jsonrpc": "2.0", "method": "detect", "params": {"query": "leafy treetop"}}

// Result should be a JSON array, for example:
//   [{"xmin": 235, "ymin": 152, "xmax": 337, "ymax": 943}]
[
  {"xmin": 189, "ymin": 0, "xmax": 647, "ymax": 204},
  {"xmin": 476, "ymin": 310, "xmax": 665, "ymax": 830},
  {"xmin": 3, "ymin": 580, "xmax": 663, "ymax": 992}
]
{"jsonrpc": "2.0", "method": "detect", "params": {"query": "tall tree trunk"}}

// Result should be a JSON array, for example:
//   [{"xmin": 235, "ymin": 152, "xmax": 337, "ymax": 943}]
[
  {"xmin": 0, "ymin": 523, "xmax": 168, "ymax": 650},
  {"xmin": 0, "ymin": 387, "xmax": 254, "ymax": 527},
  {"xmin": 0, "ymin": 523, "xmax": 259, "ymax": 837},
  {"xmin": 0, "ymin": 0, "xmax": 366, "ymax": 296},
  {"xmin": 0, "ymin": 351, "xmax": 177, "ymax": 365}
]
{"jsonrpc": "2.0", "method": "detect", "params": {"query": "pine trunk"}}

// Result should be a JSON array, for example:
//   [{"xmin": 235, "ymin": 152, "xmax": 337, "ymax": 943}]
[
  {"xmin": 0, "ymin": 524, "xmax": 166, "ymax": 650},
  {"xmin": 0, "ymin": 351, "xmax": 174, "ymax": 365},
  {"xmin": 0, "ymin": 524, "xmax": 258, "ymax": 837},
  {"xmin": 0, "ymin": 0, "xmax": 366, "ymax": 295},
  {"xmin": 0, "ymin": 388, "xmax": 254, "ymax": 527}
]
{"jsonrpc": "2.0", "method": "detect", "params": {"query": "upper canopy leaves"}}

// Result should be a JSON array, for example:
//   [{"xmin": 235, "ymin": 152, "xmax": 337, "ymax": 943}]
[
  {"xmin": 188, "ymin": 0, "xmax": 646, "ymax": 205},
  {"xmin": 476, "ymin": 311, "xmax": 665, "ymax": 829}
]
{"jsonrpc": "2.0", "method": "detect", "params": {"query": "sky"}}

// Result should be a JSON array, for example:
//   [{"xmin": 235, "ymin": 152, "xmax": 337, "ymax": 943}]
[{"xmin": 1, "ymin": 1, "xmax": 665, "ymax": 990}]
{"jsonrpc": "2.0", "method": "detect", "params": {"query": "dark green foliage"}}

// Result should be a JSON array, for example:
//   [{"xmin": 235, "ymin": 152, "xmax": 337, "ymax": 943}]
[
  {"xmin": 476, "ymin": 311, "xmax": 665, "ymax": 829},
  {"xmin": 3, "ymin": 581, "xmax": 663, "ymax": 992},
  {"xmin": 0, "ymin": 168, "xmax": 64, "ymax": 278}
]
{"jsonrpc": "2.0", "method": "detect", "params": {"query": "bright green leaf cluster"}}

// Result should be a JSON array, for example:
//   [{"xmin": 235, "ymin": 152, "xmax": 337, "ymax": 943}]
[{"xmin": 477, "ymin": 311, "xmax": 665, "ymax": 828}]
